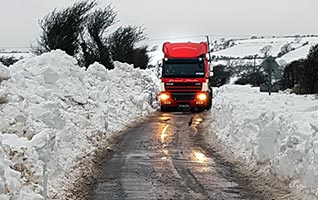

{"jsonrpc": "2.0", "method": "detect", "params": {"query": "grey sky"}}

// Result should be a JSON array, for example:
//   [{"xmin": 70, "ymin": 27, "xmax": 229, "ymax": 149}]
[{"xmin": 0, "ymin": 0, "xmax": 317, "ymax": 48}]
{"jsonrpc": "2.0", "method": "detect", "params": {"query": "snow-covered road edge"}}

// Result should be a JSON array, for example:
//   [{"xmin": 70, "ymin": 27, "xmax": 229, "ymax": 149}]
[
  {"xmin": 205, "ymin": 85, "xmax": 318, "ymax": 200},
  {"xmin": 0, "ymin": 50, "xmax": 159, "ymax": 199}
]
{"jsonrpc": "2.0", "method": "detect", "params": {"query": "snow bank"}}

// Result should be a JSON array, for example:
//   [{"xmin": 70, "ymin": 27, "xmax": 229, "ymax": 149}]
[
  {"xmin": 207, "ymin": 85, "xmax": 318, "ymax": 199},
  {"xmin": 0, "ymin": 63, "xmax": 9, "ymax": 83},
  {"xmin": 0, "ymin": 50, "xmax": 159, "ymax": 199}
]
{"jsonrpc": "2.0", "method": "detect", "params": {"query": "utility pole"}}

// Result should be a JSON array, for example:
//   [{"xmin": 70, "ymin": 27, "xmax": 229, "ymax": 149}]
[
  {"xmin": 253, "ymin": 54, "xmax": 257, "ymax": 72},
  {"xmin": 268, "ymin": 57, "xmax": 272, "ymax": 95},
  {"xmin": 206, "ymin": 35, "xmax": 212, "ymax": 63}
]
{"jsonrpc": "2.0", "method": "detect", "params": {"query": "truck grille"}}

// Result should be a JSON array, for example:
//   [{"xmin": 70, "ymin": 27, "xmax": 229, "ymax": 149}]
[
  {"xmin": 171, "ymin": 92, "xmax": 196, "ymax": 101},
  {"xmin": 165, "ymin": 82, "xmax": 202, "ymax": 92}
]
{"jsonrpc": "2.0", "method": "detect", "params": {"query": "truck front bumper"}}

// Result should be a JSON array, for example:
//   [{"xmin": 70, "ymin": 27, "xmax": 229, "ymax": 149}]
[{"xmin": 159, "ymin": 91, "xmax": 208, "ymax": 109}]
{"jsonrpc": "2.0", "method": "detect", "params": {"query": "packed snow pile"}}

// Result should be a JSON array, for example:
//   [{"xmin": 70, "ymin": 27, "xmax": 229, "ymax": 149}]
[
  {"xmin": 208, "ymin": 85, "xmax": 318, "ymax": 199},
  {"xmin": 0, "ymin": 50, "xmax": 159, "ymax": 199}
]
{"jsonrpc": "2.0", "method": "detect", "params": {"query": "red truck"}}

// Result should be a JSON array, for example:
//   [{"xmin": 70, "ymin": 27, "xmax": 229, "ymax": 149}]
[{"xmin": 159, "ymin": 42, "xmax": 213, "ymax": 112}]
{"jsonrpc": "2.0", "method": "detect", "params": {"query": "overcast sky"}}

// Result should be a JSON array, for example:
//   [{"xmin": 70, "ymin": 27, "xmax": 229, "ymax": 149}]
[{"xmin": 0, "ymin": 0, "xmax": 318, "ymax": 48}]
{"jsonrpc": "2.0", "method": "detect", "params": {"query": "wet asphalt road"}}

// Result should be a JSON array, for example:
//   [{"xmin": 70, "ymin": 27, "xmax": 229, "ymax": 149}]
[{"xmin": 88, "ymin": 112, "xmax": 293, "ymax": 200}]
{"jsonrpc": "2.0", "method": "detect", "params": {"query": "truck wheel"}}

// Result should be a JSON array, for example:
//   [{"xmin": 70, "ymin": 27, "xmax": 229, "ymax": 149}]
[
  {"xmin": 206, "ymin": 93, "xmax": 212, "ymax": 110},
  {"xmin": 195, "ymin": 108, "xmax": 205, "ymax": 113},
  {"xmin": 161, "ymin": 106, "xmax": 169, "ymax": 112}
]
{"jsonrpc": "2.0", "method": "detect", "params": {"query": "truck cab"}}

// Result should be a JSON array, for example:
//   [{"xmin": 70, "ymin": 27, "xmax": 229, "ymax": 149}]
[{"xmin": 159, "ymin": 42, "xmax": 212, "ymax": 112}]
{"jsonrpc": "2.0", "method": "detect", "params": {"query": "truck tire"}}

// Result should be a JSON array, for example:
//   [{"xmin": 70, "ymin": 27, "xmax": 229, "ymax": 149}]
[
  {"xmin": 195, "ymin": 108, "xmax": 205, "ymax": 113},
  {"xmin": 206, "ymin": 92, "xmax": 212, "ymax": 110},
  {"xmin": 161, "ymin": 106, "xmax": 169, "ymax": 112}
]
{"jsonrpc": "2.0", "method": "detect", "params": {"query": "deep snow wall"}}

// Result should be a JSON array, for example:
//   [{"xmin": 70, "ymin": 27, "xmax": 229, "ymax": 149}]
[
  {"xmin": 0, "ymin": 50, "xmax": 159, "ymax": 199},
  {"xmin": 207, "ymin": 85, "xmax": 318, "ymax": 200}
]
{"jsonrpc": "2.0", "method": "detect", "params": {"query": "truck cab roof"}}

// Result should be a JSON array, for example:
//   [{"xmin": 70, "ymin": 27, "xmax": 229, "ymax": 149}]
[{"xmin": 162, "ymin": 42, "xmax": 208, "ymax": 58}]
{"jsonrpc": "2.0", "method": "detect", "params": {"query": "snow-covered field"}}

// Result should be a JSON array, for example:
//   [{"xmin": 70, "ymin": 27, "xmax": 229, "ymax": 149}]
[
  {"xmin": 208, "ymin": 85, "xmax": 318, "ymax": 200},
  {"xmin": 212, "ymin": 37, "xmax": 316, "ymax": 57},
  {"xmin": 211, "ymin": 36, "xmax": 318, "ymax": 67},
  {"xmin": 0, "ymin": 50, "xmax": 159, "ymax": 199},
  {"xmin": 0, "ymin": 52, "xmax": 33, "ymax": 60},
  {"xmin": 0, "ymin": 48, "xmax": 33, "ymax": 61}
]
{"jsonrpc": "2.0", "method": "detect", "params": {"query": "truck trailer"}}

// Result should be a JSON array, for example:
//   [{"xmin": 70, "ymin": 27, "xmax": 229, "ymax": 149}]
[{"xmin": 159, "ymin": 42, "xmax": 213, "ymax": 112}]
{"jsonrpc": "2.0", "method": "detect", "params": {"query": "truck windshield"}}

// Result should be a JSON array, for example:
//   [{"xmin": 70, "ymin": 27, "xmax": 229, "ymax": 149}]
[{"xmin": 162, "ymin": 59, "xmax": 205, "ymax": 78}]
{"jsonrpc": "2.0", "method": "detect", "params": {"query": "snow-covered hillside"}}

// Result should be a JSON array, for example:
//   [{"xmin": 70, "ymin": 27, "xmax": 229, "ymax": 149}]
[
  {"xmin": 211, "ymin": 36, "xmax": 318, "ymax": 67},
  {"xmin": 0, "ymin": 50, "xmax": 159, "ymax": 199},
  {"xmin": 207, "ymin": 85, "xmax": 318, "ymax": 200}
]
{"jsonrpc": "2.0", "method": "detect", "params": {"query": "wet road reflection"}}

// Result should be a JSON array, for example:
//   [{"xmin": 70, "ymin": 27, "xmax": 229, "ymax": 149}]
[
  {"xmin": 160, "ymin": 125, "xmax": 169, "ymax": 143},
  {"xmin": 191, "ymin": 115, "xmax": 203, "ymax": 126},
  {"xmin": 192, "ymin": 150, "xmax": 207, "ymax": 163},
  {"xmin": 89, "ymin": 112, "xmax": 289, "ymax": 200}
]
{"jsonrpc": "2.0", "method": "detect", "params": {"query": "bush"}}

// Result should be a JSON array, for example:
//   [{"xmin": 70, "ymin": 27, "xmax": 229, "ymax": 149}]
[
  {"xmin": 281, "ymin": 44, "xmax": 318, "ymax": 94},
  {"xmin": 234, "ymin": 75, "xmax": 250, "ymax": 85},
  {"xmin": 281, "ymin": 59, "xmax": 305, "ymax": 91},
  {"xmin": 235, "ymin": 71, "xmax": 265, "ymax": 87},
  {"xmin": 249, "ymin": 72, "xmax": 266, "ymax": 86},
  {"xmin": 0, "ymin": 56, "xmax": 19, "ymax": 66},
  {"xmin": 302, "ymin": 44, "xmax": 318, "ymax": 94},
  {"xmin": 209, "ymin": 65, "xmax": 231, "ymax": 87}
]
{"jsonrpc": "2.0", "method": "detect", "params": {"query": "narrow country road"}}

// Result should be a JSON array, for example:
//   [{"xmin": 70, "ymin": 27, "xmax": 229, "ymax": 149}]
[{"xmin": 87, "ymin": 112, "xmax": 294, "ymax": 200}]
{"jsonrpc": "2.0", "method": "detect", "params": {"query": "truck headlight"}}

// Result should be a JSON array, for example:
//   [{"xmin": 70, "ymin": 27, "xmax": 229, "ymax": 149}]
[
  {"xmin": 196, "ymin": 92, "xmax": 207, "ymax": 101},
  {"xmin": 159, "ymin": 92, "xmax": 170, "ymax": 101}
]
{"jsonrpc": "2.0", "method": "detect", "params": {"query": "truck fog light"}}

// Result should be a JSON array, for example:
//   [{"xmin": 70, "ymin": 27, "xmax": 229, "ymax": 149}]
[{"xmin": 163, "ymin": 101, "xmax": 171, "ymax": 104}]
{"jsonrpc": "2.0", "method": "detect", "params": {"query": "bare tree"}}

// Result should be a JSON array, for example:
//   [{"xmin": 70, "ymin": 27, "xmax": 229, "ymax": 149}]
[
  {"xmin": 260, "ymin": 45, "xmax": 273, "ymax": 57},
  {"xmin": 278, "ymin": 43, "xmax": 293, "ymax": 57},
  {"xmin": 295, "ymin": 35, "xmax": 301, "ymax": 43}
]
